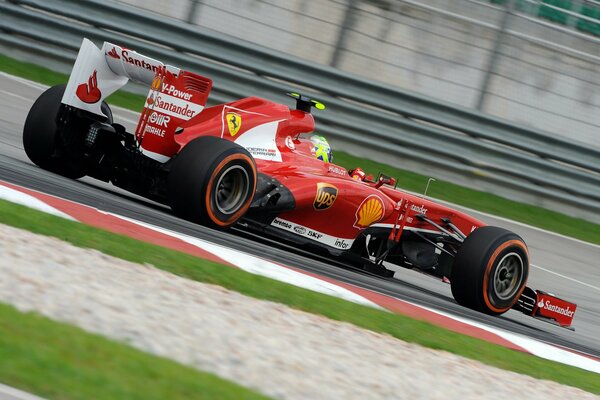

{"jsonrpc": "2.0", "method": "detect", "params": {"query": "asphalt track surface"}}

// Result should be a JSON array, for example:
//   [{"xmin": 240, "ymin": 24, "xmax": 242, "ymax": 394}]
[{"xmin": 1, "ymin": 73, "xmax": 599, "ymax": 358}]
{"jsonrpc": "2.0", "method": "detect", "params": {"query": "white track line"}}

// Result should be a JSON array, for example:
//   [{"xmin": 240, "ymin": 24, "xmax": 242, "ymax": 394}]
[
  {"xmin": 430, "ymin": 195, "xmax": 600, "ymax": 250},
  {"xmin": 0, "ymin": 89, "xmax": 36, "ymax": 102},
  {"xmin": 0, "ymin": 185, "xmax": 75, "ymax": 220},
  {"xmin": 0, "ymin": 383, "xmax": 46, "ymax": 400},
  {"xmin": 532, "ymin": 264, "xmax": 600, "ymax": 293},
  {"xmin": 105, "ymin": 212, "xmax": 383, "ymax": 309},
  {"xmin": 0, "ymin": 72, "xmax": 47, "ymax": 90}
]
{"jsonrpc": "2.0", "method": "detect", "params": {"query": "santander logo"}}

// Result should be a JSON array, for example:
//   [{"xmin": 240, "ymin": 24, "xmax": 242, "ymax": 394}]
[
  {"xmin": 76, "ymin": 70, "xmax": 102, "ymax": 104},
  {"xmin": 107, "ymin": 47, "xmax": 120, "ymax": 59},
  {"xmin": 538, "ymin": 300, "xmax": 575, "ymax": 317}
]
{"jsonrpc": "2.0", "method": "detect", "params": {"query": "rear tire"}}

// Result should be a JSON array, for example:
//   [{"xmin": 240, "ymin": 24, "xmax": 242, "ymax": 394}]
[
  {"xmin": 451, "ymin": 226, "xmax": 529, "ymax": 315},
  {"xmin": 23, "ymin": 85, "xmax": 84, "ymax": 178},
  {"xmin": 168, "ymin": 136, "xmax": 257, "ymax": 229}
]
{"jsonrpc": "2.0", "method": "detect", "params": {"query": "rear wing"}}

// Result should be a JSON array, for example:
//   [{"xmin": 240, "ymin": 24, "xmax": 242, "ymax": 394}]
[{"xmin": 63, "ymin": 38, "xmax": 212, "ymax": 161}]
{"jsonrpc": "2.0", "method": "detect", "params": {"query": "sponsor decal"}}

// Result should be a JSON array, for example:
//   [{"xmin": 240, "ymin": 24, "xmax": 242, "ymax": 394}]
[
  {"xmin": 354, "ymin": 195, "xmax": 385, "ymax": 229},
  {"xmin": 106, "ymin": 47, "xmax": 120, "ymax": 59},
  {"xmin": 328, "ymin": 165, "xmax": 346, "ymax": 176},
  {"xmin": 151, "ymin": 75, "xmax": 162, "ymax": 91},
  {"xmin": 161, "ymin": 83, "xmax": 193, "ymax": 101},
  {"xmin": 285, "ymin": 136, "xmax": 295, "ymax": 150},
  {"xmin": 334, "ymin": 238, "xmax": 351, "ymax": 249},
  {"xmin": 538, "ymin": 300, "xmax": 575, "ymax": 317},
  {"xmin": 233, "ymin": 119, "xmax": 283, "ymax": 162},
  {"xmin": 247, "ymin": 147, "xmax": 278, "ymax": 159},
  {"xmin": 313, "ymin": 183, "xmax": 338, "ymax": 211},
  {"xmin": 148, "ymin": 112, "xmax": 170, "ymax": 128},
  {"xmin": 76, "ymin": 70, "xmax": 102, "ymax": 104},
  {"xmin": 143, "ymin": 124, "xmax": 165, "ymax": 138},
  {"xmin": 410, "ymin": 204, "xmax": 428, "ymax": 215},
  {"xmin": 270, "ymin": 218, "xmax": 354, "ymax": 250},
  {"xmin": 308, "ymin": 230, "xmax": 322, "ymax": 240},
  {"xmin": 150, "ymin": 94, "xmax": 200, "ymax": 119},
  {"xmin": 121, "ymin": 49, "xmax": 160, "ymax": 73},
  {"xmin": 293, "ymin": 226, "xmax": 306, "ymax": 234},
  {"xmin": 227, "ymin": 112, "xmax": 242, "ymax": 136},
  {"xmin": 271, "ymin": 218, "xmax": 292, "ymax": 229}
]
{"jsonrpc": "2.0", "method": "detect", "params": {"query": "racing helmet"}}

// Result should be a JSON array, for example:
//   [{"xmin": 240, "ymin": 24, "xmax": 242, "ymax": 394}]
[{"xmin": 310, "ymin": 134, "xmax": 333, "ymax": 163}]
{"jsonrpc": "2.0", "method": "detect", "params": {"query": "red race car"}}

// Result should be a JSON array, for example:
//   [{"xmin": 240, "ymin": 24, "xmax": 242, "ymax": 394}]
[{"xmin": 23, "ymin": 39, "xmax": 576, "ymax": 327}]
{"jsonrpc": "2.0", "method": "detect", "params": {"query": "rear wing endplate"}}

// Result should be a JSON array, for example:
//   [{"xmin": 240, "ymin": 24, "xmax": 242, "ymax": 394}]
[
  {"xmin": 62, "ymin": 38, "xmax": 213, "ymax": 162},
  {"xmin": 62, "ymin": 38, "xmax": 184, "ymax": 117}
]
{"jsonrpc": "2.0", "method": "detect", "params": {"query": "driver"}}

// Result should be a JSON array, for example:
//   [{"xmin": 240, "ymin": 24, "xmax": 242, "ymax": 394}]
[
  {"xmin": 310, "ymin": 134, "xmax": 333, "ymax": 163},
  {"xmin": 308, "ymin": 134, "xmax": 370, "ymax": 182}
]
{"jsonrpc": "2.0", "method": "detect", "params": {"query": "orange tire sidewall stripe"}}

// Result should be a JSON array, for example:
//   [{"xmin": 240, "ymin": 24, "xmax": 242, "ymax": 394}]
[
  {"xmin": 482, "ymin": 239, "xmax": 529, "ymax": 313},
  {"xmin": 204, "ymin": 153, "xmax": 256, "ymax": 227}
]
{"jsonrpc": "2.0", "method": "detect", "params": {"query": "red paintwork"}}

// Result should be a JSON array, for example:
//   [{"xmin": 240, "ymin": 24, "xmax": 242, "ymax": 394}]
[
  {"xmin": 139, "ymin": 82, "xmax": 485, "ymax": 245},
  {"xmin": 137, "ymin": 69, "xmax": 212, "ymax": 157},
  {"xmin": 533, "ymin": 291, "xmax": 577, "ymax": 328}
]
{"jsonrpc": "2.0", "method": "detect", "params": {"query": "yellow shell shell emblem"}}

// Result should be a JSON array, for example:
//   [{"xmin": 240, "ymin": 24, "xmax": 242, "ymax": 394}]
[
  {"xmin": 151, "ymin": 75, "xmax": 163, "ymax": 91},
  {"xmin": 227, "ymin": 112, "xmax": 242, "ymax": 136},
  {"xmin": 354, "ymin": 196, "xmax": 384, "ymax": 228}
]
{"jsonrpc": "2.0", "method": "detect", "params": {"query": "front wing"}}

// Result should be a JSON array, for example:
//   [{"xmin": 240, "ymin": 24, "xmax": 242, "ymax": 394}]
[{"xmin": 513, "ymin": 287, "xmax": 577, "ymax": 329}]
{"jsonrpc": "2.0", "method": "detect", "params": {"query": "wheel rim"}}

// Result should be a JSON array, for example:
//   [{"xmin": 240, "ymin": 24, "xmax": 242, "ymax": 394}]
[
  {"xmin": 214, "ymin": 165, "xmax": 250, "ymax": 215},
  {"xmin": 492, "ymin": 252, "xmax": 524, "ymax": 301}
]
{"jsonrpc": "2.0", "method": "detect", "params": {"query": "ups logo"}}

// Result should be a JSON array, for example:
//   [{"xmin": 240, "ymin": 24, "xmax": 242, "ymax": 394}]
[{"xmin": 314, "ymin": 183, "xmax": 338, "ymax": 210}]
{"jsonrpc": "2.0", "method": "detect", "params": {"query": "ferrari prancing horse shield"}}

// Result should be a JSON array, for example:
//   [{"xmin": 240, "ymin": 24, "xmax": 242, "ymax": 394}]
[{"xmin": 227, "ymin": 112, "xmax": 242, "ymax": 136}]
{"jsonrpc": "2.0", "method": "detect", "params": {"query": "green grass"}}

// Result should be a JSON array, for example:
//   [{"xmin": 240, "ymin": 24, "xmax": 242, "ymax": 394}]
[
  {"xmin": 2, "ymin": 52, "xmax": 598, "ymax": 245},
  {"xmin": 0, "ymin": 302, "xmax": 269, "ymax": 400},
  {"xmin": 1, "ymin": 199, "xmax": 599, "ymax": 394}
]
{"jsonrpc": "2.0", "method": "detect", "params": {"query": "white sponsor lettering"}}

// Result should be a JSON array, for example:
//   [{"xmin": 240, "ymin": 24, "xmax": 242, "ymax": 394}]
[
  {"xmin": 270, "ymin": 218, "xmax": 354, "ymax": 250},
  {"xmin": 328, "ymin": 165, "xmax": 347, "ymax": 176},
  {"xmin": 148, "ymin": 112, "xmax": 170, "ymax": 127},
  {"xmin": 161, "ymin": 83, "xmax": 193, "ymax": 100},
  {"xmin": 150, "ymin": 93, "xmax": 203, "ymax": 119},
  {"xmin": 143, "ymin": 124, "xmax": 165, "ymax": 137},
  {"xmin": 540, "ymin": 300, "xmax": 575, "ymax": 317},
  {"xmin": 411, "ymin": 204, "xmax": 428, "ymax": 215}
]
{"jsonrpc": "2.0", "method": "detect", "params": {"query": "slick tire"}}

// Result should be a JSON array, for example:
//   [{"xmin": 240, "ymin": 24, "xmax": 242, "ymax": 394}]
[
  {"xmin": 451, "ymin": 226, "xmax": 529, "ymax": 315},
  {"xmin": 168, "ymin": 136, "xmax": 257, "ymax": 229},
  {"xmin": 23, "ymin": 85, "xmax": 85, "ymax": 179}
]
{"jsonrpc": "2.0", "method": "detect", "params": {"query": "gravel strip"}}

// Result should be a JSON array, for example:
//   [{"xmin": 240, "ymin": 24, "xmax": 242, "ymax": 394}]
[{"xmin": 0, "ymin": 223, "xmax": 597, "ymax": 400}]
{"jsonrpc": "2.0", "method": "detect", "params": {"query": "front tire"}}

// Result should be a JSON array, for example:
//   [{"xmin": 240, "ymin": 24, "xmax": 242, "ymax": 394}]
[
  {"xmin": 168, "ymin": 136, "xmax": 257, "ymax": 229},
  {"xmin": 451, "ymin": 226, "xmax": 529, "ymax": 315}
]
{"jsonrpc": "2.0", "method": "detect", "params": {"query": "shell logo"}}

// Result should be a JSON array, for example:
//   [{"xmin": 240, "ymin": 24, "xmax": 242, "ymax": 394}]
[
  {"xmin": 151, "ymin": 75, "xmax": 162, "ymax": 91},
  {"xmin": 354, "ymin": 195, "xmax": 385, "ymax": 229}
]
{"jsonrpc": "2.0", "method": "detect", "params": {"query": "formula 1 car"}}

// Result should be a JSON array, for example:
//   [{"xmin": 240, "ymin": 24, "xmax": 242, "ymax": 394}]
[{"xmin": 22, "ymin": 39, "xmax": 577, "ymax": 327}]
